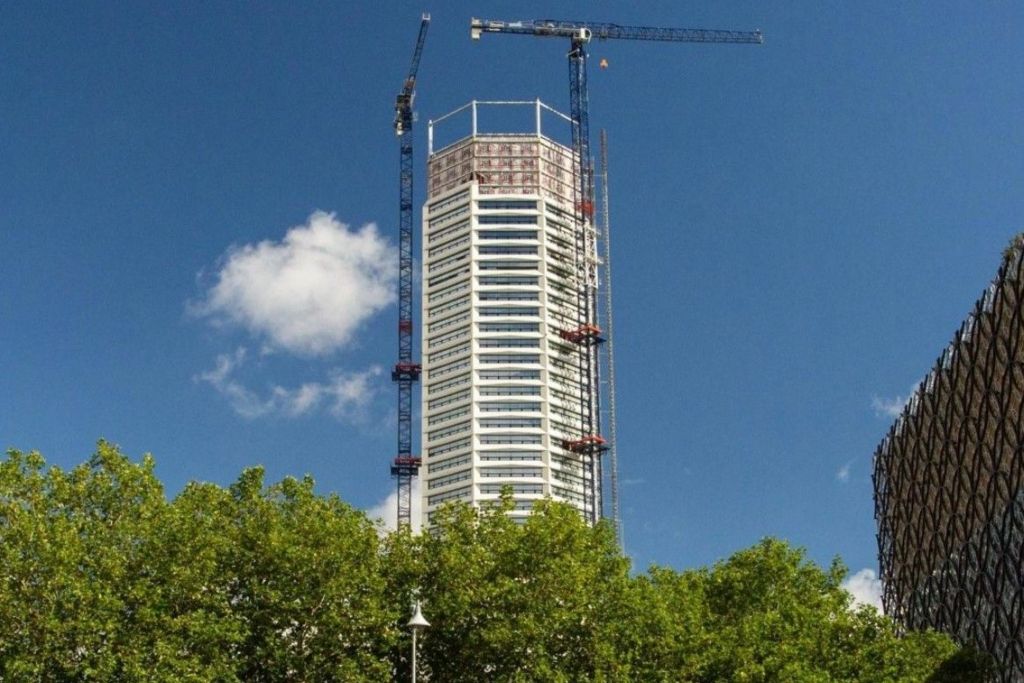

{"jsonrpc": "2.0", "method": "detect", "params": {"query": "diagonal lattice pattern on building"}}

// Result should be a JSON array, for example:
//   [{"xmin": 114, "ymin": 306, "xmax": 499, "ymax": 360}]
[{"xmin": 873, "ymin": 239, "xmax": 1024, "ymax": 680}]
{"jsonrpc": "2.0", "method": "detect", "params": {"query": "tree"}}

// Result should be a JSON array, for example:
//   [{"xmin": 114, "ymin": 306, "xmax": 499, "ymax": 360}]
[
  {"xmin": 383, "ymin": 496, "xmax": 634, "ymax": 682},
  {"xmin": 383, "ymin": 500, "xmax": 981, "ymax": 682},
  {"xmin": 222, "ymin": 467, "xmax": 394, "ymax": 681},
  {"xmin": 0, "ymin": 445, "xmax": 992, "ymax": 681},
  {"xmin": 0, "ymin": 443, "xmax": 393, "ymax": 681}
]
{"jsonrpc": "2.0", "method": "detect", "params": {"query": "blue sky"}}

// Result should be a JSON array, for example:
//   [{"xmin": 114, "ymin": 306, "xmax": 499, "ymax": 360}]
[{"xmin": 3, "ymin": 2, "xmax": 1023, "ymax": 598}]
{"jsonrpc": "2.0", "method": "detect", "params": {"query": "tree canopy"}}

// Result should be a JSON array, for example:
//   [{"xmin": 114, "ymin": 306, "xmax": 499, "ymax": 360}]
[{"xmin": 0, "ymin": 443, "xmax": 993, "ymax": 681}]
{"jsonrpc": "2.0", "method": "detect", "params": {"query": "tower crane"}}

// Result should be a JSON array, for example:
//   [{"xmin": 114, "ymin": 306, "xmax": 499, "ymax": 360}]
[
  {"xmin": 471, "ymin": 18, "xmax": 762, "ymax": 527},
  {"xmin": 390, "ymin": 13, "xmax": 430, "ymax": 530}
]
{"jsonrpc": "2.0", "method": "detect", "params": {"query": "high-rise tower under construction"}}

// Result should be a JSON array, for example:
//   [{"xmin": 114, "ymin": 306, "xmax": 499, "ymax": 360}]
[{"xmin": 419, "ymin": 100, "xmax": 603, "ymax": 527}]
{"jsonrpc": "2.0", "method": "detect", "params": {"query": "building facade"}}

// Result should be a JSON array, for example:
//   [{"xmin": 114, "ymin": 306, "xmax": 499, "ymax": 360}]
[
  {"xmin": 419, "ymin": 101, "xmax": 602, "ymax": 526},
  {"xmin": 873, "ymin": 238, "xmax": 1024, "ymax": 680}
]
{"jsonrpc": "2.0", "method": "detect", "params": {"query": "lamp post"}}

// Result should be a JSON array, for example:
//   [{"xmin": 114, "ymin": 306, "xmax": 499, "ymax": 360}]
[{"xmin": 408, "ymin": 601, "xmax": 430, "ymax": 683}]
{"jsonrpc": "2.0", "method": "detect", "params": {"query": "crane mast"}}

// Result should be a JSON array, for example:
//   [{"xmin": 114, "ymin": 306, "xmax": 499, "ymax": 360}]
[
  {"xmin": 390, "ymin": 14, "xmax": 430, "ymax": 530},
  {"xmin": 598, "ymin": 129, "xmax": 623, "ymax": 551},
  {"xmin": 471, "ymin": 17, "xmax": 762, "ymax": 526}
]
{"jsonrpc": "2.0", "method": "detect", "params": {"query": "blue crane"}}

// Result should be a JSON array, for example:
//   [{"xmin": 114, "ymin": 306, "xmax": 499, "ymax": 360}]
[
  {"xmin": 470, "ymin": 17, "xmax": 762, "ymax": 528},
  {"xmin": 390, "ymin": 14, "xmax": 430, "ymax": 529}
]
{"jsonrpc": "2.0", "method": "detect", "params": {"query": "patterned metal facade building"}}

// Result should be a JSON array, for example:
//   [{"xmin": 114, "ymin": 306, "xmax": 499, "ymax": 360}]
[{"xmin": 873, "ymin": 239, "xmax": 1024, "ymax": 680}]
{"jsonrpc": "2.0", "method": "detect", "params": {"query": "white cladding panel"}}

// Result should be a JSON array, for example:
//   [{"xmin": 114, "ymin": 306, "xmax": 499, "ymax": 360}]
[{"xmin": 420, "ymin": 133, "xmax": 596, "ymax": 526}]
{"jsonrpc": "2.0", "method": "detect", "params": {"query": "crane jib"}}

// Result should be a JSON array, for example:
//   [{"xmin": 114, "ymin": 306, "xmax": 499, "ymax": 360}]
[{"xmin": 470, "ymin": 18, "xmax": 762, "ymax": 45}]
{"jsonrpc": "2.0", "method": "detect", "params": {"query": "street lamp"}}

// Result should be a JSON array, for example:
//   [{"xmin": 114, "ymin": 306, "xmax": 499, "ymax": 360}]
[{"xmin": 408, "ymin": 601, "xmax": 430, "ymax": 683}]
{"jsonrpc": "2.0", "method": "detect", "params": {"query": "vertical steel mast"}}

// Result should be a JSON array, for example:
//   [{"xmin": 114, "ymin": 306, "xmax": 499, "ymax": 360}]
[
  {"xmin": 598, "ymin": 129, "xmax": 623, "ymax": 550},
  {"xmin": 390, "ymin": 14, "xmax": 430, "ymax": 529},
  {"xmin": 471, "ymin": 17, "xmax": 762, "ymax": 525}
]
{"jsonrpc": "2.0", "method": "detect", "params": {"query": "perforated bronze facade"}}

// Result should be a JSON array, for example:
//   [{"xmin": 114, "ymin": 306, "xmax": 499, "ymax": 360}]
[{"xmin": 873, "ymin": 241, "xmax": 1024, "ymax": 680}]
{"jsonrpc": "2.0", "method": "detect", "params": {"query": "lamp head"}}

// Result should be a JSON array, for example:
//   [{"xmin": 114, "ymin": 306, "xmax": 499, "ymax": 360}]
[{"xmin": 408, "ymin": 601, "xmax": 430, "ymax": 630}]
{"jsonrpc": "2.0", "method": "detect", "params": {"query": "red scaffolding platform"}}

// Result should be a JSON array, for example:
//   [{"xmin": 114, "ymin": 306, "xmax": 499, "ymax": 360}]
[
  {"xmin": 562, "ymin": 435, "xmax": 607, "ymax": 453},
  {"xmin": 559, "ymin": 324, "xmax": 604, "ymax": 345}
]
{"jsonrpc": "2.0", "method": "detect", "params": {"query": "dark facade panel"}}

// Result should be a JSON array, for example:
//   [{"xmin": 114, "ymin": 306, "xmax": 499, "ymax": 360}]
[{"xmin": 873, "ymin": 239, "xmax": 1024, "ymax": 681}]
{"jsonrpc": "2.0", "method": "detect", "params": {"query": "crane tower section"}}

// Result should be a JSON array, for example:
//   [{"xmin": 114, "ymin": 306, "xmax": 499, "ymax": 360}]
[{"xmin": 390, "ymin": 14, "xmax": 429, "ymax": 529}]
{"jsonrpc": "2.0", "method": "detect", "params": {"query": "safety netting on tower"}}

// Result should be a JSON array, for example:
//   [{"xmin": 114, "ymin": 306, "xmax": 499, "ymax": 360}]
[{"xmin": 873, "ymin": 236, "xmax": 1024, "ymax": 681}]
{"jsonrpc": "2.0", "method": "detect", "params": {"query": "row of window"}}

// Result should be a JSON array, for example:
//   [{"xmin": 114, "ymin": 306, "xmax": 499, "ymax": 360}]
[
  {"xmin": 479, "ymin": 321, "xmax": 539, "ymax": 333},
  {"xmin": 478, "ymin": 291, "xmax": 538, "ymax": 301},
  {"xmin": 479, "ymin": 401, "xmax": 541, "ymax": 413},
  {"xmin": 427, "ymin": 312, "xmax": 469, "ymax": 334},
  {"xmin": 426, "ymin": 343, "xmax": 469, "ymax": 364},
  {"xmin": 427, "ymin": 406, "xmax": 470, "ymax": 427},
  {"xmin": 427, "ymin": 249, "xmax": 469, "ymax": 274},
  {"xmin": 426, "ymin": 328, "xmax": 468, "ymax": 350},
  {"xmin": 429, "ymin": 358, "xmax": 470, "ymax": 379},
  {"xmin": 480, "ymin": 483, "xmax": 543, "ymax": 495},
  {"xmin": 429, "ymin": 467, "xmax": 558, "ymax": 491},
  {"xmin": 428, "ymin": 486, "xmax": 472, "ymax": 506},
  {"xmin": 479, "ymin": 434, "xmax": 543, "ymax": 445},
  {"xmin": 478, "ymin": 245, "xmax": 538, "ymax": 256},
  {"xmin": 477, "ymin": 230, "xmax": 537, "ymax": 241},
  {"xmin": 479, "ymin": 467, "xmax": 543, "ymax": 479},
  {"xmin": 477, "ymin": 199, "xmax": 537, "ymax": 210},
  {"xmin": 426, "ymin": 450, "xmax": 587, "ymax": 467},
  {"xmin": 478, "ymin": 353, "xmax": 540, "ymax": 365},
  {"xmin": 427, "ymin": 388, "xmax": 471, "ymax": 411},
  {"xmin": 427, "ymin": 218, "xmax": 470, "ymax": 246},
  {"xmin": 552, "ymin": 466, "xmax": 585, "ymax": 489},
  {"xmin": 427, "ymin": 296, "xmax": 469, "ymax": 319},
  {"xmin": 428, "ymin": 265, "xmax": 470, "ymax": 289},
  {"xmin": 427, "ymin": 203, "xmax": 470, "ymax": 230},
  {"xmin": 479, "ymin": 385, "xmax": 541, "ymax": 396},
  {"xmin": 478, "ymin": 261, "xmax": 537, "ymax": 271},
  {"xmin": 478, "ymin": 369, "xmax": 540, "ymax": 380},
  {"xmin": 427, "ymin": 416, "xmax": 585, "ymax": 445},
  {"xmin": 428, "ymin": 452, "xmax": 471, "ymax": 474},
  {"xmin": 427, "ymin": 419, "xmax": 471, "ymax": 442},
  {"xmin": 427, "ymin": 451, "xmax": 584, "ymax": 471},
  {"xmin": 426, "ymin": 372, "xmax": 471, "ymax": 396},
  {"xmin": 427, "ymin": 235, "xmax": 471, "ymax": 261},
  {"xmin": 427, "ymin": 470, "xmax": 472, "ymax": 490},
  {"xmin": 552, "ymin": 485, "xmax": 586, "ymax": 507},
  {"xmin": 477, "ymin": 338, "xmax": 539, "ymax": 349},
  {"xmin": 480, "ymin": 450, "xmax": 543, "ymax": 461},
  {"xmin": 478, "ymin": 306, "xmax": 539, "ymax": 317},
  {"xmin": 479, "ymin": 417, "xmax": 542, "ymax": 429},
  {"xmin": 427, "ymin": 437, "xmax": 471, "ymax": 459},
  {"xmin": 427, "ymin": 281, "xmax": 470, "ymax": 305},
  {"xmin": 477, "ymin": 214, "xmax": 538, "ymax": 225},
  {"xmin": 427, "ymin": 189, "xmax": 469, "ymax": 215},
  {"xmin": 479, "ymin": 276, "xmax": 538, "ymax": 287}
]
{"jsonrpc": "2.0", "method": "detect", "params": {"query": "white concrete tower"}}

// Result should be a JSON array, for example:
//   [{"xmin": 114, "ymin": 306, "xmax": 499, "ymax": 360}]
[{"xmin": 419, "ymin": 101, "xmax": 601, "ymax": 526}]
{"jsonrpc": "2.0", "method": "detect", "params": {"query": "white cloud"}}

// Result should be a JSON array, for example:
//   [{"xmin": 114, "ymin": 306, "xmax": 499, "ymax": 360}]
[
  {"xmin": 367, "ymin": 478, "xmax": 423, "ymax": 534},
  {"xmin": 191, "ymin": 212, "xmax": 396, "ymax": 356},
  {"xmin": 836, "ymin": 459, "xmax": 853, "ymax": 482},
  {"xmin": 871, "ymin": 384, "xmax": 921, "ymax": 419},
  {"xmin": 871, "ymin": 394, "xmax": 907, "ymax": 418},
  {"xmin": 842, "ymin": 568, "xmax": 883, "ymax": 610},
  {"xmin": 195, "ymin": 347, "xmax": 381, "ymax": 421}
]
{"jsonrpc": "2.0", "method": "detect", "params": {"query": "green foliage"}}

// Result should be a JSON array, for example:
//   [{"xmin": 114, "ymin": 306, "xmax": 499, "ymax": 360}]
[
  {"xmin": 0, "ymin": 443, "xmax": 390, "ymax": 681},
  {"xmin": 0, "ymin": 444, "xmax": 991, "ymax": 681}
]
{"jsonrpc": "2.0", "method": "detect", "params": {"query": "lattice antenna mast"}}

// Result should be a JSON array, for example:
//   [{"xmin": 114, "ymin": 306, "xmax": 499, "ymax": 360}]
[
  {"xmin": 598, "ymin": 129, "xmax": 623, "ymax": 551},
  {"xmin": 390, "ymin": 14, "xmax": 430, "ymax": 530},
  {"xmin": 471, "ymin": 17, "xmax": 762, "ymax": 525}
]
